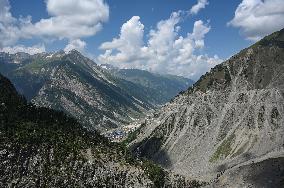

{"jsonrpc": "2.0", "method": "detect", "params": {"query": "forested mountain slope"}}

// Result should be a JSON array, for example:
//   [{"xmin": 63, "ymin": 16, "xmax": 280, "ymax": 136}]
[{"xmin": 0, "ymin": 73, "xmax": 155, "ymax": 187}]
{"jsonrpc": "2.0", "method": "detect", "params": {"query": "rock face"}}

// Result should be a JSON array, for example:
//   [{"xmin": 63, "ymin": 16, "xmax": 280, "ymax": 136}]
[
  {"xmin": 0, "ymin": 74, "xmax": 153, "ymax": 187},
  {"xmin": 0, "ymin": 51, "xmax": 192, "ymax": 132},
  {"xmin": 130, "ymin": 29, "xmax": 284, "ymax": 187}
]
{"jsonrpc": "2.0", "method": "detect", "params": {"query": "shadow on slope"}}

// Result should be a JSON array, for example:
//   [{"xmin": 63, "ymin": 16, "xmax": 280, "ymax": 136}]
[
  {"xmin": 132, "ymin": 136, "xmax": 172, "ymax": 169},
  {"xmin": 213, "ymin": 157, "xmax": 284, "ymax": 188}
]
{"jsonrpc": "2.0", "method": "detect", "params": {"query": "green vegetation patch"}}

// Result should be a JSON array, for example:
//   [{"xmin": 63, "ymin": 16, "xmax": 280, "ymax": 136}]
[
  {"xmin": 193, "ymin": 64, "xmax": 231, "ymax": 92},
  {"xmin": 232, "ymin": 141, "xmax": 249, "ymax": 158},
  {"xmin": 22, "ymin": 59, "xmax": 47, "ymax": 73},
  {"xmin": 253, "ymin": 28, "xmax": 284, "ymax": 48},
  {"xmin": 141, "ymin": 159, "xmax": 166, "ymax": 188},
  {"xmin": 271, "ymin": 107, "xmax": 280, "ymax": 129},
  {"xmin": 121, "ymin": 127, "xmax": 141, "ymax": 146},
  {"xmin": 210, "ymin": 134, "xmax": 235, "ymax": 163}
]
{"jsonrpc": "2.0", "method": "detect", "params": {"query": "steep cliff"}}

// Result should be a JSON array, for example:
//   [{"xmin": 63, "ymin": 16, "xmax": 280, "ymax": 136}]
[{"xmin": 130, "ymin": 29, "xmax": 284, "ymax": 187}]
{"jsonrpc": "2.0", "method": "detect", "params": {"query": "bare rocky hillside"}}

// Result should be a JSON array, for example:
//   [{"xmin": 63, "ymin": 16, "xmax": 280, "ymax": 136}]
[{"xmin": 130, "ymin": 29, "xmax": 284, "ymax": 187}]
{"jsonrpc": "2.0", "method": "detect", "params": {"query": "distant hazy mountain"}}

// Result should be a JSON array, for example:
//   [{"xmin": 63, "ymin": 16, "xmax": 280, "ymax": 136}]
[
  {"xmin": 130, "ymin": 29, "xmax": 284, "ymax": 187},
  {"xmin": 100, "ymin": 65, "xmax": 194, "ymax": 105},
  {"xmin": 0, "ymin": 50, "xmax": 192, "ymax": 132}
]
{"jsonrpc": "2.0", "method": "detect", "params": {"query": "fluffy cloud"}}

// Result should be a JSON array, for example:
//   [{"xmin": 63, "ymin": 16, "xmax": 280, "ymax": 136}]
[
  {"xmin": 23, "ymin": 0, "xmax": 109, "ymax": 40},
  {"xmin": 99, "ymin": 16, "xmax": 145, "ymax": 63},
  {"xmin": 0, "ymin": 0, "xmax": 109, "ymax": 49},
  {"xmin": 0, "ymin": 0, "xmax": 14, "ymax": 23},
  {"xmin": 0, "ymin": 0, "xmax": 21, "ymax": 47},
  {"xmin": 190, "ymin": 0, "xmax": 209, "ymax": 15},
  {"xmin": 98, "ymin": 12, "xmax": 222, "ymax": 80},
  {"xmin": 64, "ymin": 39, "xmax": 87, "ymax": 53},
  {"xmin": 1, "ymin": 44, "xmax": 45, "ymax": 55},
  {"xmin": 190, "ymin": 20, "xmax": 211, "ymax": 48},
  {"xmin": 228, "ymin": 0, "xmax": 284, "ymax": 41}
]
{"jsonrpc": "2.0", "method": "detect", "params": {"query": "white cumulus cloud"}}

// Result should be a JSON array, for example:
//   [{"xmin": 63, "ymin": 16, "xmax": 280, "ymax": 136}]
[
  {"xmin": 190, "ymin": 20, "xmax": 211, "ymax": 48},
  {"xmin": 64, "ymin": 39, "xmax": 87, "ymax": 53},
  {"xmin": 98, "ymin": 12, "xmax": 222, "ymax": 80},
  {"xmin": 99, "ymin": 16, "xmax": 145, "ymax": 63},
  {"xmin": 190, "ymin": 0, "xmax": 209, "ymax": 15},
  {"xmin": 1, "ymin": 44, "xmax": 46, "ymax": 55},
  {"xmin": 22, "ymin": 0, "xmax": 109, "ymax": 40},
  {"xmin": 228, "ymin": 0, "xmax": 284, "ymax": 41},
  {"xmin": 0, "ymin": 0, "xmax": 22, "ymax": 47},
  {"xmin": 0, "ymin": 0, "xmax": 109, "ymax": 48}
]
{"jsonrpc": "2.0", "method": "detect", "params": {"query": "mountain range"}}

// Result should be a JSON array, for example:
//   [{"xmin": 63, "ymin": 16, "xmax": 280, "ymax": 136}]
[
  {"xmin": 0, "ymin": 51, "xmax": 193, "ymax": 132},
  {"xmin": 1, "ymin": 26, "xmax": 284, "ymax": 188},
  {"xmin": 101, "ymin": 64, "xmax": 194, "ymax": 105},
  {"xmin": 2, "ymin": 67, "xmax": 210, "ymax": 187},
  {"xmin": 129, "ymin": 29, "xmax": 284, "ymax": 187}
]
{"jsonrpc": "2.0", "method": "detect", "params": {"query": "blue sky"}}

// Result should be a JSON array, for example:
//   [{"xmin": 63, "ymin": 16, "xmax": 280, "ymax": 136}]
[
  {"xmin": 8, "ymin": 0, "xmax": 248, "ymax": 58},
  {"xmin": 1, "ymin": 0, "xmax": 284, "ymax": 79}
]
